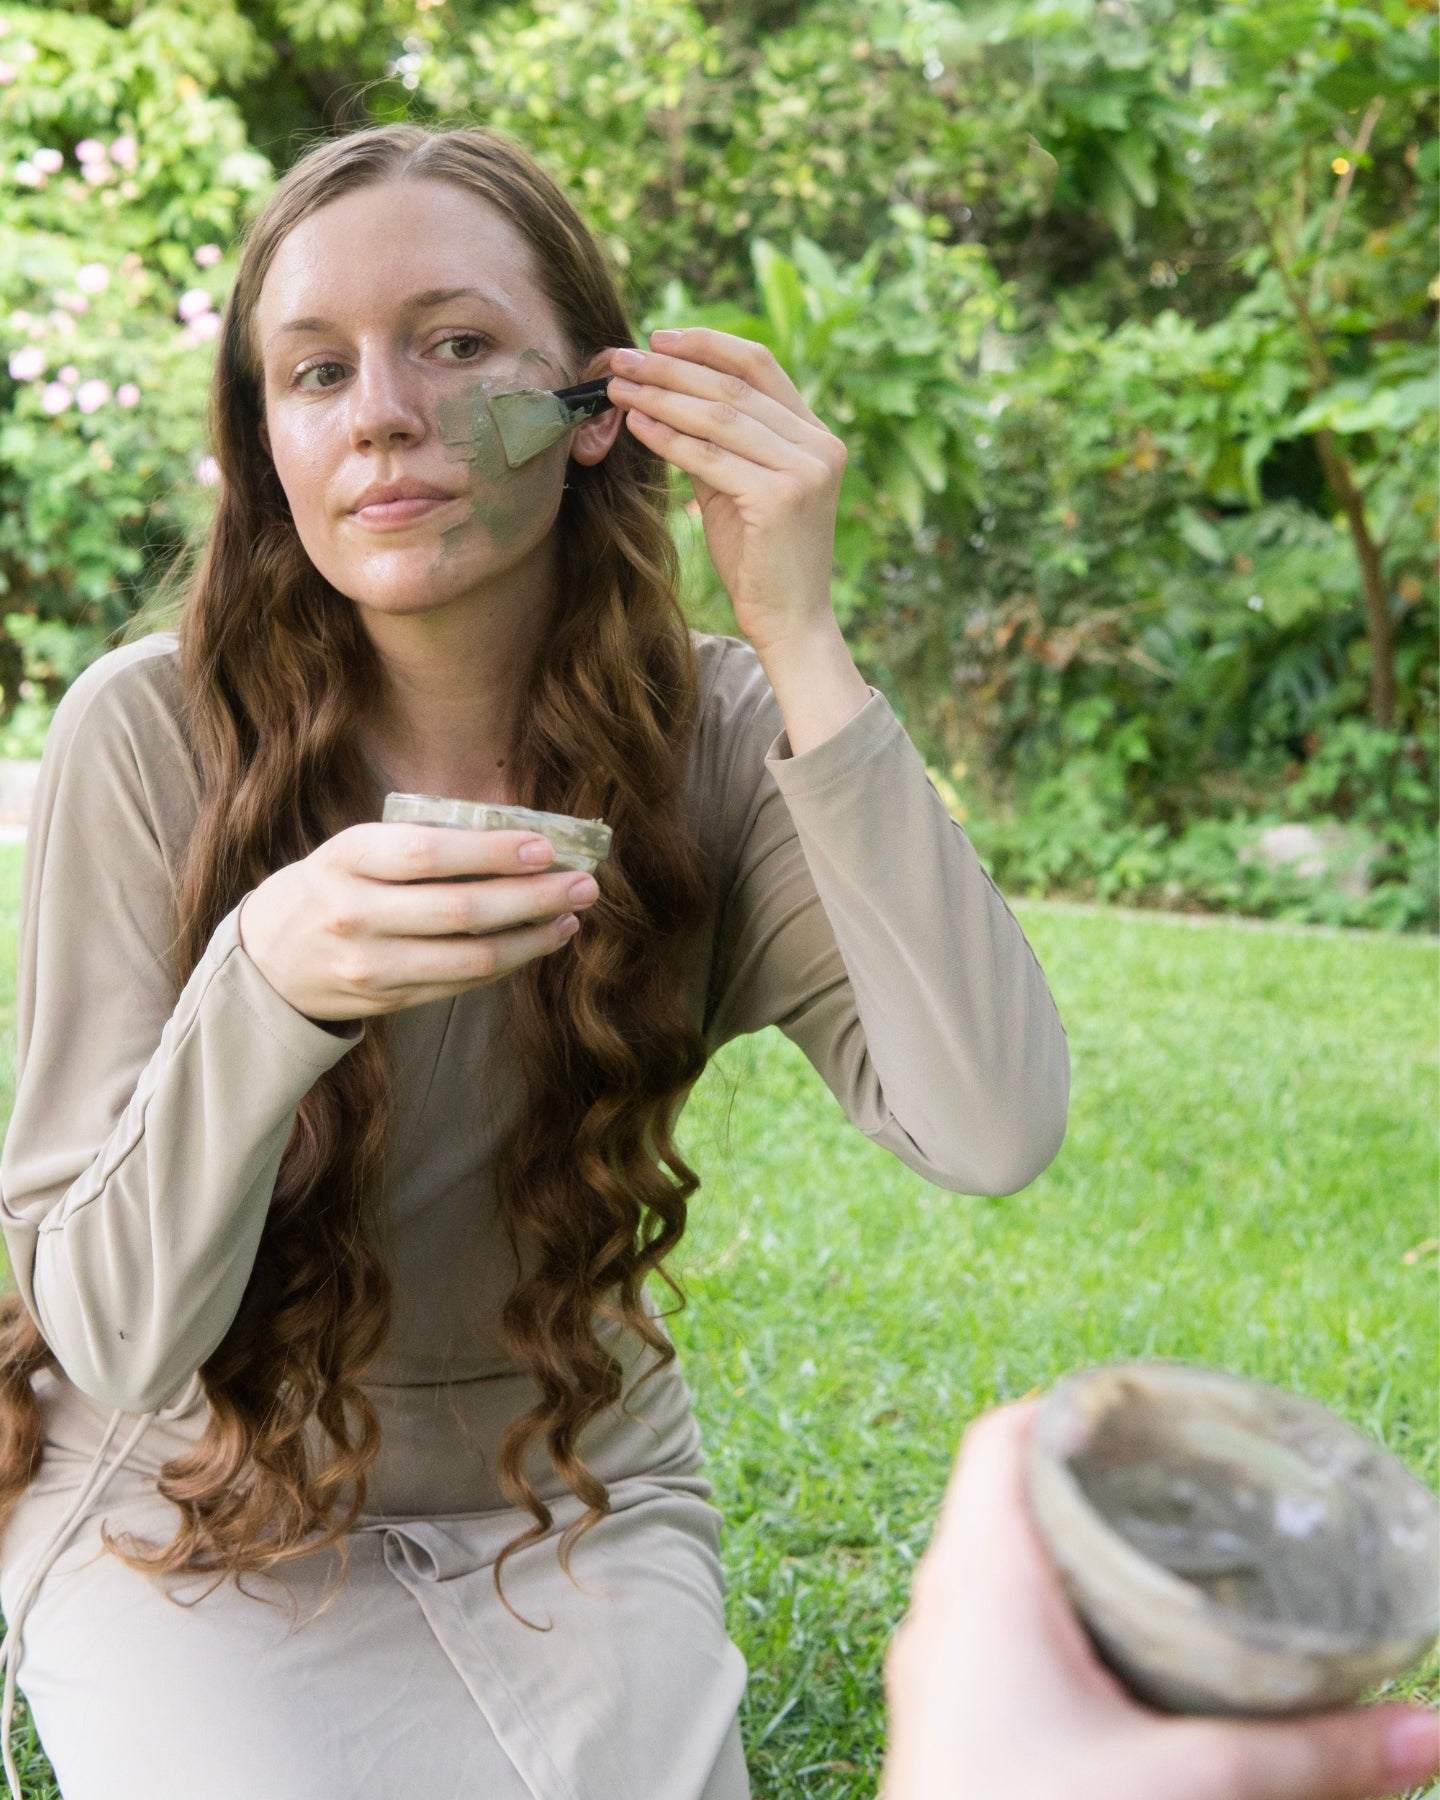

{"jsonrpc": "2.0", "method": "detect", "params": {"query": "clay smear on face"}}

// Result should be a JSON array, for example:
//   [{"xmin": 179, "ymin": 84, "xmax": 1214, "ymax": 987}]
[{"xmin": 433, "ymin": 347, "xmax": 578, "ymax": 563}]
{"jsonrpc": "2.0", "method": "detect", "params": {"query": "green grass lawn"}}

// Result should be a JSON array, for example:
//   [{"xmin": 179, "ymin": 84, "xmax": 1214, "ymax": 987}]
[
  {"xmin": 672, "ymin": 901, "xmax": 1440, "ymax": 1796},
  {"xmin": 0, "ymin": 843, "xmax": 1434, "ymax": 1797}
]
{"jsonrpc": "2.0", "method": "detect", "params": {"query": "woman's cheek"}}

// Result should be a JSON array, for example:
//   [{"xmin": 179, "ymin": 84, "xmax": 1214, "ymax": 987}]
[{"xmin": 269, "ymin": 407, "xmax": 346, "ymax": 544}]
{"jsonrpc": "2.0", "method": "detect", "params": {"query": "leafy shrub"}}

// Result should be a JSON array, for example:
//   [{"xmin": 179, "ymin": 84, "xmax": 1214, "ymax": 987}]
[{"xmin": 0, "ymin": 0, "xmax": 1433, "ymax": 933}]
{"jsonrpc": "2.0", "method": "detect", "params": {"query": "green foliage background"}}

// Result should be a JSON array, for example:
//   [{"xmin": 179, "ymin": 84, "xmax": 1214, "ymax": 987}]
[{"xmin": 0, "ymin": 0, "xmax": 1436, "ymax": 927}]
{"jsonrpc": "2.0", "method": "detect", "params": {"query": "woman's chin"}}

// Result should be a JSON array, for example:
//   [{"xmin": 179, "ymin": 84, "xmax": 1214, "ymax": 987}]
[
  {"xmin": 346, "ymin": 579, "xmax": 481, "ymax": 618},
  {"xmin": 324, "ymin": 552, "xmax": 499, "ymax": 616}
]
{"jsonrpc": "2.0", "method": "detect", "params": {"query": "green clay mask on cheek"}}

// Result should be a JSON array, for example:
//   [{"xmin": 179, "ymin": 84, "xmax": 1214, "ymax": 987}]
[{"xmin": 433, "ymin": 347, "xmax": 577, "ymax": 560}]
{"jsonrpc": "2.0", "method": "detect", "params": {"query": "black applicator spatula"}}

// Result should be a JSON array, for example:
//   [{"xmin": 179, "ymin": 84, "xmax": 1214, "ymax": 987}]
[{"xmin": 488, "ymin": 377, "xmax": 616, "ymax": 469}]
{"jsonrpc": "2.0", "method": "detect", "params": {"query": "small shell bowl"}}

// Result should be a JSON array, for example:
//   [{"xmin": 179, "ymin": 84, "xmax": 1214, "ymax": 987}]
[
  {"xmin": 382, "ymin": 793, "xmax": 613, "ymax": 874},
  {"xmin": 1027, "ymin": 1361, "xmax": 1440, "ymax": 1716}
]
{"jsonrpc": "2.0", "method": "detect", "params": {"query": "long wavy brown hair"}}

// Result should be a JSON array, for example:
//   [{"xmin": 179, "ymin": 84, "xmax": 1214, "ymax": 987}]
[{"xmin": 0, "ymin": 124, "xmax": 711, "ymax": 1606}]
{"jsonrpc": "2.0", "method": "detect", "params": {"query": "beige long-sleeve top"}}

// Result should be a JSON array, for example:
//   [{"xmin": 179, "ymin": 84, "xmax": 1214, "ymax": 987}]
[{"xmin": 0, "ymin": 630, "xmax": 1069, "ymax": 1482}]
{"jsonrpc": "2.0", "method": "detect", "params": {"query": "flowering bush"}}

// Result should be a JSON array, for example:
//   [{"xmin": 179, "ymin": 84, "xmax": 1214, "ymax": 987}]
[{"xmin": 0, "ymin": 1, "xmax": 273, "ymax": 691}]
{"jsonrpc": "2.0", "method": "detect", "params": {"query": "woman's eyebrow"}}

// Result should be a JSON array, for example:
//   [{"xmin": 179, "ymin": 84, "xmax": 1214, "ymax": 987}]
[{"xmin": 266, "ymin": 285, "xmax": 513, "ymax": 348}]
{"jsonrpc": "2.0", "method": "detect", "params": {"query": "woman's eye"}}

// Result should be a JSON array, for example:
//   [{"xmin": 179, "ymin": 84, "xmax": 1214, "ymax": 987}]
[
  {"xmin": 295, "ymin": 361, "xmax": 345, "ymax": 391},
  {"xmin": 437, "ymin": 333, "xmax": 489, "ymax": 361},
  {"xmin": 291, "ymin": 333, "xmax": 491, "ymax": 391}
]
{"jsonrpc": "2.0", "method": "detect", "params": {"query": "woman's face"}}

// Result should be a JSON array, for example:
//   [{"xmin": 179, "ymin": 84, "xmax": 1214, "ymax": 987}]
[{"xmin": 253, "ymin": 178, "xmax": 620, "ymax": 624}]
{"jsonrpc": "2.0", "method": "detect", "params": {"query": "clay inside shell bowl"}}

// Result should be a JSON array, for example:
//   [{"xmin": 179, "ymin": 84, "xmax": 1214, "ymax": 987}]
[{"xmin": 1026, "ymin": 1362, "xmax": 1440, "ymax": 1716}]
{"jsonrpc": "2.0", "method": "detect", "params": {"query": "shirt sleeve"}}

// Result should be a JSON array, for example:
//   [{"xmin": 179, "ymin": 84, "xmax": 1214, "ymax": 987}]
[
  {"xmin": 0, "ymin": 649, "xmax": 364, "ymax": 1415},
  {"xmin": 700, "ymin": 644, "xmax": 1070, "ymax": 1197}
]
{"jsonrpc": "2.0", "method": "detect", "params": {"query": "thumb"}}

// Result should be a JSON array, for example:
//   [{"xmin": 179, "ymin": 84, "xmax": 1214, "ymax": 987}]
[{"xmin": 1181, "ymin": 1703, "xmax": 1439, "ymax": 1800}]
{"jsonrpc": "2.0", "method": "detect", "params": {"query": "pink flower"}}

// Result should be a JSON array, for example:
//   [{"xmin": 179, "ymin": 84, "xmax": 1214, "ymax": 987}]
[
  {"xmin": 109, "ymin": 136, "xmax": 138, "ymax": 170},
  {"xmin": 82, "ymin": 162, "xmax": 110, "ymax": 187},
  {"xmin": 177, "ymin": 287, "xmax": 212, "ymax": 321},
  {"xmin": 31, "ymin": 147, "xmax": 63, "ymax": 174},
  {"xmin": 40, "ymin": 382, "xmax": 72, "ymax": 415},
  {"xmin": 74, "ymin": 139, "xmax": 106, "ymax": 165},
  {"xmin": 56, "ymin": 292, "xmax": 89, "ymax": 315},
  {"xmin": 193, "ymin": 243, "xmax": 222, "ymax": 268},
  {"xmin": 7, "ymin": 346, "xmax": 46, "ymax": 381},
  {"xmin": 195, "ymin": 455, "xmax": 220, "ymax": 487},
  {"xmin": 115, "ymin": 382, "xmax": 140, "ymax": 407},
  {"xmin": 75, "ymin": 262, "xmax": 109, "ymax": 294},
  {"xmin": 0, "ymin": 63, "xmax": 17, "ymax": 87},
  {"xmin": 13, "ymin": 162, "xmax": 43, "ymax": 188},
  {"xmin": 186, "ymin": 310, "xmax": 222, "ymax": 343},
  {"xmin": 58, "ymin": 364, "xmax": 79, "ymax": 384},
  {"xmin": 76, "ymin": 379, "xmax": 110, "ymax": 413}
]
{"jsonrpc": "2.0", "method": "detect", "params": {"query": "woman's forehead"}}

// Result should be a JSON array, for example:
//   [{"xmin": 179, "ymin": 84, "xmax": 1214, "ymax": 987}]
[{"xmin": 257, "ymin": 179, "xmax": 553, "ymax": 344}]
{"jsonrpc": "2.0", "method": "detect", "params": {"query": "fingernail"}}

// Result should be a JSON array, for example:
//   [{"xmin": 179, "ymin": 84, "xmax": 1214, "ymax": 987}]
[
  {"xmin": 650, "ymin": 329, "xmax": 680, "ymax": 346},
  {"xmin": 518, "ymin": 837, "xmax": 554, "ymax": 864},
  {"xmin": 1384, "ymin": 1708, "xmax": 1440, "ymax": 1784},
  {"xmin": 568, "ymin": 874, "xmax": 598, "ymax": 904},
  {"xmin": 611, "ymin": 347, "xmax": 643, "ymax": 371},
  {"xmin": 556, "ymin": 913, "xmax": 580, "ymax": 941}
]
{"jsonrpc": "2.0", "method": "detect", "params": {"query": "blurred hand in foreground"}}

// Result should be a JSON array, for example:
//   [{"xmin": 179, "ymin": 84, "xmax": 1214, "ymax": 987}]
[{"xmin": 883, "ymin": 1399, "xmax": 1440, "ymax": 1800}]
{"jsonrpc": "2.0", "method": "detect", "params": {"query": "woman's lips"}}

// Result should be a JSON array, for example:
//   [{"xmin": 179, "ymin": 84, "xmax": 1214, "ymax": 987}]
[{"xmin": 350, "ymin": 495, "xmax": 462, "ymax": 527}]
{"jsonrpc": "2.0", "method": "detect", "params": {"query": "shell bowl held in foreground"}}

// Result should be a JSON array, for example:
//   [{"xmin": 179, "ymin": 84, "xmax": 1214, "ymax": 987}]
[{"xmin": 1027, "ymin": 1361, "xmax": 1440, "ymax": 1716}]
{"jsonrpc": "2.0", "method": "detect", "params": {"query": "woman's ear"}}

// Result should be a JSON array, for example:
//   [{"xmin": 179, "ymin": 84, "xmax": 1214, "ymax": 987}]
[
  {"xmin": 568, "ymin": 348, "xmax": 625, "ymax": 467},
  {"xmin": 568, "ymin": 406, "xmax": 624, "ymax": 467}
]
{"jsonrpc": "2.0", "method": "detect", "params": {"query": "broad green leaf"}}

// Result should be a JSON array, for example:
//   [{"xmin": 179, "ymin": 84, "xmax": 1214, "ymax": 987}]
[
  {"xmin": 873, "ymin": 439, "xmax": 926, "ymax": 530},
  {"xmin": 1108, "ymin": 133, "xmax": 1159, "ymax": 209},
  {"xmin": 1241, "ymin": 433, "xmax": 1273, "ymax": 505},
  {"xmin": 1292, "ymin": 378, "xmax": 1437, "ymax": 437},
  {"xmin": 855, "ymin": 375, "xmax": 920, "ymax": 415},
  {"xmin": 1091, "ymin": 161, "xmax": 1136, "ymax": 244},
  {"xmin": 791, "ymin": 236, "xmax": 843, "ymax": 312},
  {"xmin": 896, "ymin": 420, "xmax": 949, "ymax": 493},
  {"xmin": 1176, "ymin": 505, "xmax": 1226, "ymax": 564},
  {"xmin": 751, "ymin": 241, "xmax": 807, "ymax": 361}
]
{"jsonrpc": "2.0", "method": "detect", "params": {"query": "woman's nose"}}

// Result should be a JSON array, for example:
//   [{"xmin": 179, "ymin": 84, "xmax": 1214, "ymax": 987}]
[{"xmin": 348, "ymin": 355, "xmax": 431, "ymax": 450}]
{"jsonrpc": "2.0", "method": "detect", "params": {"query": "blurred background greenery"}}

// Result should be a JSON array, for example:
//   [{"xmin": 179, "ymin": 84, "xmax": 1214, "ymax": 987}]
[
  {"xmin": 0, "ymin": 12, "xmax": 1436, "ymax": 1794},
  {"xmin": 1, "ymin": 0, "xmax": 1435, "ymax": 928}
]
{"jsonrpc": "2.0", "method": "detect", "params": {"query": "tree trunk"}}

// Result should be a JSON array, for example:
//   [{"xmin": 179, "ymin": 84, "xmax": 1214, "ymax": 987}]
[{"xmin": 1312, "ymin": 427, "xmax": 1395, "ymax": 730}]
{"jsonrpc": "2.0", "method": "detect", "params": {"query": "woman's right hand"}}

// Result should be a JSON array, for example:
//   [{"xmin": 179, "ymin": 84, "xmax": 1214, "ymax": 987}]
[{"xmin": 237, "ymin": 824, "xmax": 599, "ymax": 1022}]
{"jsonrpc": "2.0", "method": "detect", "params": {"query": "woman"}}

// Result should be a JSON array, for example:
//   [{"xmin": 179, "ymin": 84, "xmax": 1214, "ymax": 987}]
[{"xmin": 0, "ymin": 123, "xmax": 1069, "ymax": 1800}]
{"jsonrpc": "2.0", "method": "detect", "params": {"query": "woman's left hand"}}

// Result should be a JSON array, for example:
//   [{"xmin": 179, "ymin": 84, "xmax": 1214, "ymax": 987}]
[{"xmin": 604, "ymin": 328, "xmax": 848, "ymax": 662}]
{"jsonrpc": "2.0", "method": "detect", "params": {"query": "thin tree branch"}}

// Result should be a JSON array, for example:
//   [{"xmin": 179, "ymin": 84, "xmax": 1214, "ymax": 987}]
[
  {"xmin": 1259, "ymin": 197, "xmax": 1396, "ymax": 727},
  {"xmin": 1312, "ymin": 427, "xmax": 1395, "ymax": 728},
  {"xmin": 1259, "ymin": 211, "xmax": 1332, "ymax": 388},
  {"xmin": 1318, "ymin": 95, "xmax": 1384, "ymax": 258}
]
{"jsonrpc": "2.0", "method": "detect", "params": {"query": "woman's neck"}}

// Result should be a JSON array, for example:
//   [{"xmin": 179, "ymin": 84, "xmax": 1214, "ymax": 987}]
[{"xmin": 359, "ymin": 583, "xmax": 553, "ymax": 806}]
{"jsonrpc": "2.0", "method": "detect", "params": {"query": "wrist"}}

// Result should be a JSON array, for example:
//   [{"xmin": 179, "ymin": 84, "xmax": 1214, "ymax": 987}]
[
  {"xmin": 746, "ymin": 602, "xmax": 841, "ymax": 673},
  {"xmin": 754, "ymin": 614, "xmax": 871, "ymax": 758}
]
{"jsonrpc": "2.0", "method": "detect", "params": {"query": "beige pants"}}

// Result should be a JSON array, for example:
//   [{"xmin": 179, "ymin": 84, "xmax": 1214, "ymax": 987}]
[{"xmin": 0, "ymin": 1369, "xmax": 751, "ymax": 1800}]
